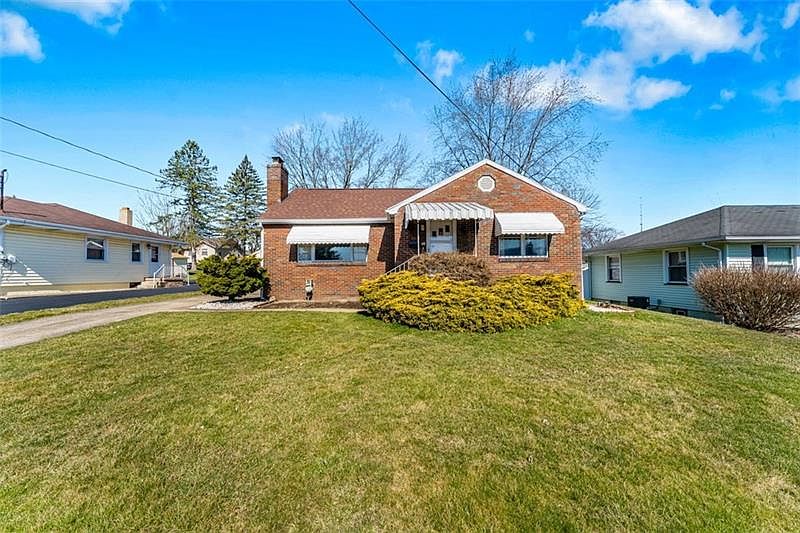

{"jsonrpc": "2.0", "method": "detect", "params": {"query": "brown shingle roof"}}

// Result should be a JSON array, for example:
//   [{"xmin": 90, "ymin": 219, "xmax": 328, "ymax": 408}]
[
  {"xmin": 260, "ymin": 188, "xmax": 422, "ymax": 221},
  {"xmin": 1, "ymin": 197, "xmax": 180, "ymax": 242}
]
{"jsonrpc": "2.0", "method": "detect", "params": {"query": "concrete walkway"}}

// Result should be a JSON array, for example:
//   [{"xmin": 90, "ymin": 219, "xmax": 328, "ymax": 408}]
[{"xmin": 0, "ymin": 295, "xmax": 209, "ymax": 350}]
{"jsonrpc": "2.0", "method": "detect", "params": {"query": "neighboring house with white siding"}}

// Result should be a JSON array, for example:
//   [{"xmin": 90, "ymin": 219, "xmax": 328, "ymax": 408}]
[
  {"xmin": 584, "ymin": 205, "xmax": 800, "ymax": 318},
  {"xmin": 0, "ymin": 198, "xmax": 185, "ymax": 295}
]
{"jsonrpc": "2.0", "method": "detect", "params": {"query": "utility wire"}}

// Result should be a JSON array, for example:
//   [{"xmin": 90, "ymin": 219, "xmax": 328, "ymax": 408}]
[
  {"xmin": 0, "ymin": 149, "xmax": 175, "ymax": 198},
  {"xmin": 347, "ymin": 0, "xmax": 528, "ymax": 175},
  {"xmin": 1, "ymin": 116, "xmax": 162, "ymax": 179}
]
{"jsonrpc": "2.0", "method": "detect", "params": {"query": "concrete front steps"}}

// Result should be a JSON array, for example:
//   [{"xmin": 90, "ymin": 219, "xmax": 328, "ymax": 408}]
[{"xmin": 140, "ymin": 277, "xmax": 186, "ymax": 289}]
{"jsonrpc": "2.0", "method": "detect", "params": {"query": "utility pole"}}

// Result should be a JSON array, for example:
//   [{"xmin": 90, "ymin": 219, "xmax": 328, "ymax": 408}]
[{"xmin": 0, "ymin": 169, "xmax": 6, "ymax": 211}]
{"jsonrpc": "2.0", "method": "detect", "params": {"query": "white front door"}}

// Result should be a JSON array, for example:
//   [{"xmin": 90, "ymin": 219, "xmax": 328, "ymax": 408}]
[
  {"xmin": 148, "ymin": 244, "xmax": 162, "ymax": 276},
  {"xmin": 428, "ymin": 220, "xmax": 455, "ymax": 253}
]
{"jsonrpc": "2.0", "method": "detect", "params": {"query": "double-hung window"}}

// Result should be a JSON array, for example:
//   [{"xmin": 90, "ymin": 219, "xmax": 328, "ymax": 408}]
[
  {"xmin": 498, "ymin": 234, "xmax": 549, "ymax": 258},
  {"xmin": 297, "ymin": 244, "xmax": 368, "ymax": 263},
  {"xmin": 606, "ymin": 255, "xmax": 621, "ymax": 282},
  {"xmin": 131, "ymin": 243, "xmax": 142, "ymax": 262},
  {"xmin": 665, "ymin": 249, "xmax": 688, "ymax": 284},
  {"xmin": 767, "ymin": 246, "xmax": 794, "ymax": 272},
  {"xmin": 86, "ymin": 237, "xmax": 106, "ymax": 261}
]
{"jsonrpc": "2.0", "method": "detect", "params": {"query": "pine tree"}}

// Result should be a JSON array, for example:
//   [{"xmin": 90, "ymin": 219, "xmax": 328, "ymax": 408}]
[
  {"xmin": 220, "ymin": 155, "xmax": 265, "ymax": 254},
  {"xmin": 158, "ymin": 140, "xmax": 219, "ymax": 259}
]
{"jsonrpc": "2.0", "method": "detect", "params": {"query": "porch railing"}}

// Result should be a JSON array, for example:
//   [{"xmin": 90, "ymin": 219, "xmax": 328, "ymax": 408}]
[{"xmin": 387, "ymin": 255, "xmax": 417, "ymax": 275}]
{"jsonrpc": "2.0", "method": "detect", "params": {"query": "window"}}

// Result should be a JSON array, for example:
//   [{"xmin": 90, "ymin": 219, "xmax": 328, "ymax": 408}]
[
  {"xmin": 296, "ymin": 244, "xmax": 368, "ymax": 263},
  {"xmin": 767, "ymin": 246, "xmax": 794, "ymax": 272},
  {"xmin": 751, "ymin": 244, "xmax": 765, "ymax": 271},
  {"xmin": 201, "ymin": 248, "xmax": 208, "ymax": 257},
  {"xmin": 86, "ymin": 237, "xmax": 105, "ymax": 261},
  {"xmin": 477, "ymin": 175, "xmax": 495, "ymax": 192},
  {"xmin": 606, "ymin": 255, "xmax": 621, "ymax": 282},
  {"xmin": 498, "ymin": 235, "xmax": 549, "ymax": 258},
  {"xmin": 131, "ymin": 243, "xmax": 142, "ymax": 262},
  {"xmin": 665, "ymin": 249, "xmax": 688, "ymax": 284},
  {"xmin": 151, "ymin": 245, "xmax": 159, "ymax": 263}
]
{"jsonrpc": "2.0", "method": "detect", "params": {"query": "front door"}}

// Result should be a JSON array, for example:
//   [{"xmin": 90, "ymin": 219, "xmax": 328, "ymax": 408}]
[
  {"xmin": 428, "ymin": 220, "xmax": 455, "ymax": 253},
  {"xmin": 148, "ymin": 244, "xmax": 162, "ymax": 276}
]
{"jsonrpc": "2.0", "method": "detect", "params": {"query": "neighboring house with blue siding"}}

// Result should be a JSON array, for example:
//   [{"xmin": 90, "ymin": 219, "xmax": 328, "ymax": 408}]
[{"xmin": 584, "ymin": 205, "xmax": 800, "ymax": 318}]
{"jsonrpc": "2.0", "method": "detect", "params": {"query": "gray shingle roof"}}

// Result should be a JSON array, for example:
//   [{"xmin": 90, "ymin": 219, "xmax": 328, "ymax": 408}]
[{"xmin": 586, "ymin": 205, "xmax": 800, "ymax": 254}]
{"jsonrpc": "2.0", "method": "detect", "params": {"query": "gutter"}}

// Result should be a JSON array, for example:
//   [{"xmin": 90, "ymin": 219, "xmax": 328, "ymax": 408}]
[
  {"xmin": 0, "ymin": 216, "xmax": 186, "ymax": 246},
  {"xmin": 700, "ymin": 242, "xmax": 723, "ymax": 267}
]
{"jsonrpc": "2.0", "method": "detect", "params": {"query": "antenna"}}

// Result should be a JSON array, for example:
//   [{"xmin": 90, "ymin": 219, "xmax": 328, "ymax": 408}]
[{"xmin": 639, "ymin": 196, "xmax": 643, "ymax": 232}]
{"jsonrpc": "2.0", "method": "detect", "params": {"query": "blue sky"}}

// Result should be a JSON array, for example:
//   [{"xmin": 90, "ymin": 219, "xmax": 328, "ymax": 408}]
[{"xmin": 1, "ymin": 0, "xmax": 798, "ymax": 235}]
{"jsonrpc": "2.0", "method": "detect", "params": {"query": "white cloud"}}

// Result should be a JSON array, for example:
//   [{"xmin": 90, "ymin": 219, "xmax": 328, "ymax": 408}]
[
  {"xmin": 28, "ymin": 0, "xmax": 131, "ymax": 33},
  {"xmin": 720, "ymin": 88, "xmax": 736, "ymax": 101},
  {"xmin": 536, "ymin": 51, "xmax": 690, "ymax": 112},
  {"xmin": 709, "ymin": 103, "xmax": 724, "ymax": 111},
  {"xmin": 523, "ymin": 29, "xmax": 535, "ymax": 43},
  {"xmin": 755, "ymin": 75, "xmax": 800, "ymax": 106},
  {"xmin": 630, "ymin": 76, "xmax": 691, "ymax": 109},
  {"xmin": 319, "ymin": 112, "xmax": 345, "ymax": 127},
  {"xmin": 432, "ymin": 49, "xmax": 463, "ymax": 83},
  {"xmin": 782, "ymin": 2, "xmax": 800, "ymax": 29},
  {"xmin": 416, "ymin": 40, "xmax": 463, "ymax": 83},
  {"xmin": 0, "ymin": 10, "xmax": 44, "ymax": 61},
  {"xmin": 584, "ymin": 0, "xmax": 766, "ymax": 64}
]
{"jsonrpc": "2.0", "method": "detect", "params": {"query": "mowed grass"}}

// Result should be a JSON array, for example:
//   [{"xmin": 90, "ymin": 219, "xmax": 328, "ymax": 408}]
[
  {"xmin": 0, "ymin": 291, "xmax": 198, "ymax": 326},
  {"xmin": 1, "ymin": 310, "xmax": 799, "ymax": 530}
]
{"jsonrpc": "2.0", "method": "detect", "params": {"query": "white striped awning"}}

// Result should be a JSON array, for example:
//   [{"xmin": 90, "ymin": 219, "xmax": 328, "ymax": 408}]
[
  {"xmin": 286, "ymin": 225, "xmax": 370, "ymax": 245},
  {"xmin": 405, "ymin": 202, "xmax": 493, "ymax": 221},
  {"xmin": 494, "ymin": 212, "xmax": 565, "ymax": 235}
]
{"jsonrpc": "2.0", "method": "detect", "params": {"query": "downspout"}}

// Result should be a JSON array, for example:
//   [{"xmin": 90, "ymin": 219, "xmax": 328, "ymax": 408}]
[{"xmin": 700, "ymin": 242, "xmax": 723, "ymax": 267}]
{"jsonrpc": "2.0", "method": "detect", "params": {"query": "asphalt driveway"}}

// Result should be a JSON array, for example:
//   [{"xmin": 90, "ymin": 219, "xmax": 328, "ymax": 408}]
[{"xmin": 0, "ymin": 285, "xmax": 199, "ymax": 315}]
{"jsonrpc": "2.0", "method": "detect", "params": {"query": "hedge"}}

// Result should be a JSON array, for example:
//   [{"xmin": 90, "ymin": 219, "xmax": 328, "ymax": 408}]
[
  {"xmin": 407, "ymin": 252, "xmax": 491, "ymax": 285},
  {"xmin": 358, "ymin": 271, "xmax": 583, "ymax": 333}
]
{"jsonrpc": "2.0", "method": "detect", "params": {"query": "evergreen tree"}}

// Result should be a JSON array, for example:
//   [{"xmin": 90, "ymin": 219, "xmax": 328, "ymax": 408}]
[
  {"xmin": 220, "ymin": 155, "xmax": 265, "ymax": 254},
  {"xmin": 158, "ymin": 140, "xmax": 219, "ymax": 258}
]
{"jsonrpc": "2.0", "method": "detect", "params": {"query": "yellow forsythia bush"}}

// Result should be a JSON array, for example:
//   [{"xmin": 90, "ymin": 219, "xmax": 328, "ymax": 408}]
[{"xmin": 358, "ymin": 271, "xmax": 583, "ymax": 333}]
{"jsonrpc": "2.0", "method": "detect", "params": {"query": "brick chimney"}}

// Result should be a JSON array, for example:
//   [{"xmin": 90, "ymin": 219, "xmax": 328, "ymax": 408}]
[
  {"xmin": 119, "ymin": 207, "xmax": 133, "ymax": 225},
  {"xmin": 266, "ymin": 156, "xmax": 289, "ymax": 208}
]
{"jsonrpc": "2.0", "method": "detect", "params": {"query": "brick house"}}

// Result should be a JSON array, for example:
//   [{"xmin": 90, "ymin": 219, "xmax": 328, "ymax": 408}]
[{"xmin": 260, "ymin": 156, "xmax": 587, "ymax": 300}]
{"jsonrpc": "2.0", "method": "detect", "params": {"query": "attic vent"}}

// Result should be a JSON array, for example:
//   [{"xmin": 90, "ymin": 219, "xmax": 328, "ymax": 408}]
[{"xmin": 477, "ymin": 175, "xmax": 495, "ymax": 192}]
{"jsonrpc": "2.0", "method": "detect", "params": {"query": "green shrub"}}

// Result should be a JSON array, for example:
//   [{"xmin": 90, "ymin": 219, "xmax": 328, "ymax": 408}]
[
  {"xmin": 358, "ymin": 271, "xmax": 582, "ymax": 333},
  {"xmin": 196, "ymin": 255, "xmax": 269, "ymax": 301},
  {"xmin": 408, "ymin": 252, "xmax": 491, "ymax": 285}
]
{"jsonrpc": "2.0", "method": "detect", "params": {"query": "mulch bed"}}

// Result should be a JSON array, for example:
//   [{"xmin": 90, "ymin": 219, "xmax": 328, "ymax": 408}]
[{"xmin": 255, "ymin": 300, "xmax": 363, "ymax": 310}]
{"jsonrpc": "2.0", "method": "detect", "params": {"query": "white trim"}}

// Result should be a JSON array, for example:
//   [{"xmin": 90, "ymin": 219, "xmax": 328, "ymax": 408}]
[
  {"xmin": 605, "ymin": 254, "xmax": 622, "ymax": 283},
  {"xmin": 663, "ymin": 247, "xmax": 689, "ymax": 285},
  {"xmin": 262, "ymin": 217, "xmax": 389, "ymax": 225},
  {"xmin": 386, "ymin": 159, "xmax": 589, "ymax": 215},
  {"xmin": 723, "ymin": 236, "xmax": 800, "ymax": 241},
  {"xmin": 0, "ymin": 216, "xmax": 184, "ymax": 246}
]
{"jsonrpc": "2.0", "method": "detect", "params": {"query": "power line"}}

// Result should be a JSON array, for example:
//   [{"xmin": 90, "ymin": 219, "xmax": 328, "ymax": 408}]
[
  {"xmin": 0, "ymin": 116, "xmax": 162, "ymax": 179},
  {"xmin": 347, "ymin": 0, "xmax": 528, "ymax": 175},
  {"xmin": 0, "ymin": 149, "xmax": 175, "ymax": 198}
]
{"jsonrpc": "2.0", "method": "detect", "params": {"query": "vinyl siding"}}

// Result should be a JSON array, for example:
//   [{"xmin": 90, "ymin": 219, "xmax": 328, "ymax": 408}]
[
  {"xmin": 589, "ymin": 245, "xmax": 720, "ymax": 313},
  {"xmin": 0, "ymin": 226, "xmax": 167, "ymax": 289},
  {"xmin": 726, "ymin": 243, "xmax": 752, "ymax": 269}
]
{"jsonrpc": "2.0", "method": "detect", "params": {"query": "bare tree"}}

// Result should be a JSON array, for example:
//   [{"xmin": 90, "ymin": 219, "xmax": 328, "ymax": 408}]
[
  {"xmin": 428, "ymin": 56, "xmax": 618, "ymax": 247},
  {"xmin": 137, "ymin": 192, "xmax": 184, "ymax": 239},
  {"xmin": 273, "ymin": 117, "xmax": 419, "ymax": 188}
]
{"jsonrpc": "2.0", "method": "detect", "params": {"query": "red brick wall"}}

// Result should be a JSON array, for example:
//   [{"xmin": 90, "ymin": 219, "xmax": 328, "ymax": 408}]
[
  {"xmin": 262, "ymin": 162, "xmax": 582, "ymax": 300},
  {"xmin": 414, "ymin": 163, "xmax": 583, "ymax": 284},
  {"xmin": 262, "ymin": 223, "xmax": 394, "ymax": 300}
]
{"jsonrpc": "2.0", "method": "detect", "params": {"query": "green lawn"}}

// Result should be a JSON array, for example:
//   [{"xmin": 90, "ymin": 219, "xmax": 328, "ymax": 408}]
[
  {"xmin": 0, "ymin": 291, "xmax": 198, "ymax": 326},
  {"xmin": 1, "ymin": 310, "xmax": 798, "ymax": 530}
]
